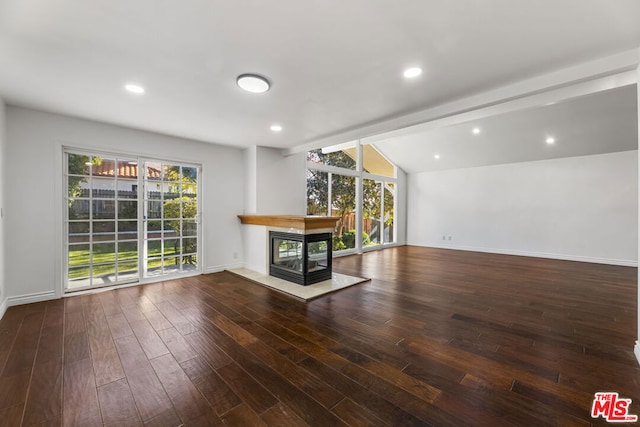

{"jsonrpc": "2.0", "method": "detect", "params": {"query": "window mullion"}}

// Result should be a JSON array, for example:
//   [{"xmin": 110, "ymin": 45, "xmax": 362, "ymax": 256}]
[
  {"xmin": 355, "ymin": 141, "xmax": 363, "ymax": 253},
  {"xmin": 139, "ymin": 159, "xmax": 145, "ymax": 280},
  {"xmin": 327, "ymin": 172, "xmax": 332, "ymax": 217},
  {"xmin": 378, "ymin": 182, "xmax": 382, "ymax": 245}
]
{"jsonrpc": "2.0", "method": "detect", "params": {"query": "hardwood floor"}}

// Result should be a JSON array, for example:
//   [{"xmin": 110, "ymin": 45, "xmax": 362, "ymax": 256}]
[{"xmin": 0, "ymin": 245, "xmax": 638, "ymax": 426}]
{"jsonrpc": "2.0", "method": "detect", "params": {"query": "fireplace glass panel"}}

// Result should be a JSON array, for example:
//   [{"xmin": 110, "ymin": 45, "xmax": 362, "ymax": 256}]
[
  {"xmin": 273, "ymin": 238, "xmax": 303, "ymax": 272},
  {"xmin": 307, "ymin": 241, "xmax": 328, "ymax": 272}
]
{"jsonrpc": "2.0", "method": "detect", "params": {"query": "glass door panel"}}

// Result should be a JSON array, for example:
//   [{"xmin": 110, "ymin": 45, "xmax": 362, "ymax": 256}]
[
  {"xmin": 143, "ymin": 162, "xmax": 199, "ymax": 278},
  {"xmin": 363, "ymin": 178, "xmax": 381, "ymax": 247},
  {"xmin": 384, "ymin": 183, "xmax": 395, "ymax": 244},
  {"xmin": 330, "ymin": 173, "xmax": 356, "ymax": 251},
  {"xmin": 362, "ymin": 179, "xmax": 395, "ymax": 247},
  {"xmin": 65, "ymin": 153, "xmax": 140, "ymax": 291}
]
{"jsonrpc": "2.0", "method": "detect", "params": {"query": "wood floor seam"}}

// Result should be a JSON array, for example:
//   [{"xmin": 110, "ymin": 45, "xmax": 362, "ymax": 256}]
[{"xmin": 0, "ymin": 246, "xmax": 638, "ymax": 426}]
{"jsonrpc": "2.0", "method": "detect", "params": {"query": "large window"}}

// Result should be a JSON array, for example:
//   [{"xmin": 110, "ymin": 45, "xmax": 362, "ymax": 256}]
[
  {"xmin": 306, "ymin": 141, "xmax": 397, "ymax": 253},
  {"xmin": 64, "ymin": 150, "xmax": 200, "ymax": 292}
]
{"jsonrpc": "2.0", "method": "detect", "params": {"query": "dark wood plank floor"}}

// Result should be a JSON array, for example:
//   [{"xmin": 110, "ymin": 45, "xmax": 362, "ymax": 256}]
[{"xmin": 1, "ymin": 246, "xmax": 638, "ymax": 426}]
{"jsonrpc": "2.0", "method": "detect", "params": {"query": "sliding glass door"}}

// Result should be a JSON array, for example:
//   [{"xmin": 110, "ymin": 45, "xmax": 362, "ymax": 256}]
[
  {"xmin": 64, "ymin": 150, "xmax": 201, "ymax": 292},
  {"xmin": 143, "ymin": 161, "xmax": 199, "ymax": 278}
]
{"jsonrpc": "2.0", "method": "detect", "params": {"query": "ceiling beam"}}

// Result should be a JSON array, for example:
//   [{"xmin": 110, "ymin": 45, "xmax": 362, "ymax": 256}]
[{"xmin": 284, "ymin": 48, "xmax": 639, "ymax": 156}]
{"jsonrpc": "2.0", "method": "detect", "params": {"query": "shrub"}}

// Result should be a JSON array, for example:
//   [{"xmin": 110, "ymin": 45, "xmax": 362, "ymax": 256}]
[
  {"xmin": 336, "ymin": 230, "xmax": 370, "ymax": 249},
  {"xmin": 332, "ymin": 236, "xmax": 346, "ymax": 251}
]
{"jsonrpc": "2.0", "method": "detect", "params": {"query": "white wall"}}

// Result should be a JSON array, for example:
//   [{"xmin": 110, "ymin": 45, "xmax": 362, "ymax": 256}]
[
  {"xmin": 255, "ymin": 147, "xmax": 306, "ymax": 215},
  {"xmin": 636, "ymin": 63, "xmax": 640, "ymax": 365},
  {"xmin": 395, "ymin": 168, "xmax": 408, "ymax": 246},
  {"xmin": 5, "ymin": 106, "xmax": 245, "ymax": 305},
  {"xmin": 407, "ymin": 151, "xmax": 638, "ymax": 266},
  {"xmin": 0, "ymin": 99, "xmax": 6, "ymax": 317},
  {"xmin": 243, "ymin": 146, "xmax": 258, "ymax": 213},
  {"xmin": 240, "ymin": 146, "xmax": 305, "ymax": 272},
  {"xmin": 243, "ymin": 146, "xmax": 306, "ymax": 215}
]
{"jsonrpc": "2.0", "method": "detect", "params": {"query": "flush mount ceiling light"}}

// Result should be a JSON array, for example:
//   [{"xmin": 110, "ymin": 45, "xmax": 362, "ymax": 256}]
[
  {"xmin": 403, "ymin": 67, "xmax": 423, "ymax": 78},
  {"xmin": 124, "ymin": 83, "xmax": 145, "ymax": 94},
  {"xmin": 270, "ymin": 124, "xmax": 283, "ymax": 132},
  {"xmin": 237, "ymin": 74, "xmax": 270, "ymax": 93},
  {"xmin": 434, "ymin": 154, "xmax": 440, "ymax": 160},
  {"xmin": 472, "ymin": 127, "xmax": 481, "ymax": 135},
  {"xmin": 546, "ymin": 137, "xmax": 556, "ymax": 144}
]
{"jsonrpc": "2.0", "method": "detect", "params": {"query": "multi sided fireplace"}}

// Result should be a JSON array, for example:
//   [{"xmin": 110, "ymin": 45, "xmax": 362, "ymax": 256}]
[
  {"xmin": 237, "ymin": 215, "xmax": 340, "ymax": 286},
  {"xmin": 270, "ymin": 231, "xmax": 332, "ymax": 286}
]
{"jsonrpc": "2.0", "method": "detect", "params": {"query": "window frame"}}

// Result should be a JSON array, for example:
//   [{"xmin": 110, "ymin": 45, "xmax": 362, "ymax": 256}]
[
  {"xmin": 306, "ymin": 141, "xmax": 398, "ymax": 254},
  {"xmin": 63, "ymin": 147, "xmax": 203, "ymax": 293}
]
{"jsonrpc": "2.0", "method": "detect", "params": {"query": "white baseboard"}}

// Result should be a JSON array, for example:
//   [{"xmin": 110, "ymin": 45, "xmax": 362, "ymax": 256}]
[
  {"xmin": 406, "ymin": 242, "xmax": 638, "ymax": 267},
  {"xmin": 205, "ymin": 263, "xmax": 244, "ymax": 274},
  {"xmin": 7, "ymin": 290, "xmax": 58, "ymax": 307},
  {"xmin": 635, "ymin": 342, "xmax": 640, "ymax": 366},
  {"xmin": 0, "ymin": 297, "xmax": 8, "ymax": 321}
]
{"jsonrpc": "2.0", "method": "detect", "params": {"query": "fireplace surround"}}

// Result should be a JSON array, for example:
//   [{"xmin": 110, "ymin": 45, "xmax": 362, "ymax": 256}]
[
  {"xmin": 270, "ymin": 231, "xmax": 332, "ymax": 285},
  {"xmin": 237, "ymin": 215, "xmax": 340, "ymax": 286}
]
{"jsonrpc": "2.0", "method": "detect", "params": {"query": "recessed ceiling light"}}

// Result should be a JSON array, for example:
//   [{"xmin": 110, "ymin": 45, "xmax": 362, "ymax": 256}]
[
  {"xmin": 403, "ymin": 67, "xmax": 423, "ymax": 79},
  {"xmin": 472, "ymin": 127, "xmax": 481, "ymax": 135},
  {"xmin": 237, "ymin": 74, "xmax": 270, "ymax": 93},
  {"xmin": 434, "ymin": 154, "xmax": 440, "ymax": 160},
  {"xmin": 270, "ymin": 124, "xmax": 283, "ymax": 132},
  {"xmin": 546, "ymin": 137, "xmax": 556, "ymax": 144},
  {"xmin": 124, "ymin": 83, "xmax": 145, "ymax": 94}
]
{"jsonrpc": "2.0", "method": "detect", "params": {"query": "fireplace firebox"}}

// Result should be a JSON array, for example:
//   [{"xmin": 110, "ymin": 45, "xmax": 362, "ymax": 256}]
[{"xmin": 270, "ymin": 231, "xmax": 332, "ymax": 285}]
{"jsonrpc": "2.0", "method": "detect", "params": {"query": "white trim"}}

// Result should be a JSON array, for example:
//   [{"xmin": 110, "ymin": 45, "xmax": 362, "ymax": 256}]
[
  {"xmin": 54, "ymin": 143, "xmax": 64, "ymax": 299},
  {"xmin": 333, "ymin": 248, "xmax": 359, "ymax": 257},
  {"xmin": 305, "ymin": 161, "xmax": 360, "ymax": 177},
  {"xmin": 634, "ymin": 341, "xmax": 640, "ymax": 366},
  {"xmin": 0, "ymin": 298, "xmax": 8, "ymax": 321},
  {"xmin": 362, "ymin": 242, "xmax": 405, "ymax": 253},
  {"xmin": 64, "ymin": 281, "xmax": 148, "ymax": 297},
  {"xmin": 407, "ymin": 242, "xmax": 638, "ymax": 267},
  {"xmin": 7, "ymin": 291, "xmax": 57, "ymax": 306},
  {"xmin": 355, "ymin": 142, "xmax": 363, "ymax": 252},
  {"xmin": 637, "ymin": 54, "xmax": 640, "ymax": 366},
  {"xmin": 206, "ymin": 263, "xmax": 243, "ymax": 274},
  {"xmin": 66, "ymin": 271, "xmax": 203, "ymax": 296}
]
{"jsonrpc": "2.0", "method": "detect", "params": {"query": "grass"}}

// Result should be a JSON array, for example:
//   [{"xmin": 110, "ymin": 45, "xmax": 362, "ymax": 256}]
[{"xmin": 68, "ymin": 240, "xmax": 197, "ymax": 279}]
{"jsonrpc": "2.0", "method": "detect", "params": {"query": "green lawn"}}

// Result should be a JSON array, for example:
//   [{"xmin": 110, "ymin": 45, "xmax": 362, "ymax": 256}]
[{"xmin": 68, "ymin": 241, "xmax": 196, "ymax": 279}]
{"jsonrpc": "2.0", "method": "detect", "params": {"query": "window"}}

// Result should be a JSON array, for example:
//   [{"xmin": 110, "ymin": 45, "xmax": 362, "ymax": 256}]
[
  {"xmin": 306, "ymin": 141, "xmax": 397, "ymax": 253},
  {"xmin": 64, "ymin": 150, "xmax": 201, "ymax": 292},
  {"xmin": 307, "ymin": 142, "xmax": 357, "ymax": 170},
  {"xmin": 363, "ymin": 179, "xmax": 395, "ymax": 247}
]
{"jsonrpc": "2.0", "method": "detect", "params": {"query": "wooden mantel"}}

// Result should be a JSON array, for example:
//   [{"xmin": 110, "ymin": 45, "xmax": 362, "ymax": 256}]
[{"xmin": 237, "ymin": 215, "xmax": 340, "ymax": 231}]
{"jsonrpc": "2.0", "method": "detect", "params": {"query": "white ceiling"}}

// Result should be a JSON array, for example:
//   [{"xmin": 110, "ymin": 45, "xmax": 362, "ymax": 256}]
[
  {"xmin": 0, "ymin": 0, "xmax": 639, "ymax": 155},
  {"xmin": 373, "ymin": 85, "xmax": 638, "ymax": 173}
]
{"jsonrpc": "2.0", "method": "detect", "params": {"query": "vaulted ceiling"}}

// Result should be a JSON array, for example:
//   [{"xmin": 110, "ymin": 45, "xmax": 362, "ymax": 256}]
[
  {"xmin": 0, "ymin": 1, "xmax": 639, "ymax": 166},
  {"xmin": 373, "ymin": 85, "xmax": 638, "ymax": 173}
]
